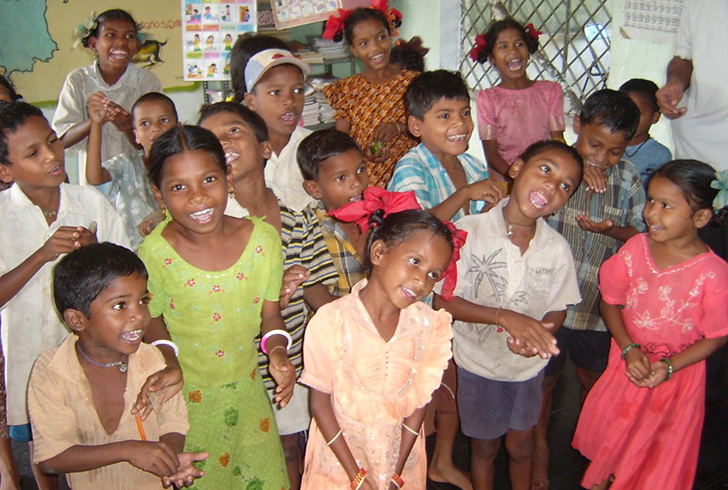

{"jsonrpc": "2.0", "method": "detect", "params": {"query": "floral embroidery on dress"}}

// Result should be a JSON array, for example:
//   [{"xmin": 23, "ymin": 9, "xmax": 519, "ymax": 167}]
[
  {"xmin": 210, "ymin": 285, "xmax": 225, "ymax": 293},
  {"xmin": 219, "ymin": 453, "xmax": 230, "ymax": 467},
  {"xmin": 188, "ymin": 390, "xmax": 202, "ymax": 403},
  {"xmin": 260, "ymin": 418, "xmax": 270, "ymax": 432},
  {"xmin": 236, "ymin": 272, "xmax": 245, "ymax": 280},
  {"xmin": 163, "ymin": 258, "xmax": 172, "ymax": 267},
  {"xmin": 185, "ymin": 278, "xmax": 196, "ymax": 287}
]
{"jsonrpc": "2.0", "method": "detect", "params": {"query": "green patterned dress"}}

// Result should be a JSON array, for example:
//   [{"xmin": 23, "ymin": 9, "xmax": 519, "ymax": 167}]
[{"xmin": 139, "ymin": 216, "xmax": 289, "ymax": 490}]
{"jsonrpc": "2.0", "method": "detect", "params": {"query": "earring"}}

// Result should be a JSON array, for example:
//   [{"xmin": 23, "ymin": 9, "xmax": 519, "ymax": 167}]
[
  {"xmin": 160, "ymin": 203, "xmax": 167, "ymax": 219},
  {"xmin": 229, "ymin": 187, "xmax": 236, "ymax": 200}
]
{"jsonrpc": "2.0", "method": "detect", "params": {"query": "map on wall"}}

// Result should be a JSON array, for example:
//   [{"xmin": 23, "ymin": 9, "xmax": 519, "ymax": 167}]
[{"xmin": 0, "ymin": 0, "xmax": 195, "ymax": 105}]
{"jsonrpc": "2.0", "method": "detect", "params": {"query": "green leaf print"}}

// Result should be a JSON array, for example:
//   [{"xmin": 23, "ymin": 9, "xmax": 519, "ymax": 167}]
[
  {"xmin": 221, "ymin": 381, "xmax": 239, "ymax": 390},
  {"xmin": 233, "ymin": 465, "xmax": 242, "ymax": 477},
  {"xmin": 224, "ymin": 407, "xmax": 239, "ymax": 427},
  {"xmin": 245, "ymin": 477, "xmax": 265, "ymax": 490}
]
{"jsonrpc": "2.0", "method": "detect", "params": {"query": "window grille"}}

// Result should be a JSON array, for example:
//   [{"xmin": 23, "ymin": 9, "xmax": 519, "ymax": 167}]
[{"xmin": 459, "ymin": 0, "xmax": 612, "ymax": 116}]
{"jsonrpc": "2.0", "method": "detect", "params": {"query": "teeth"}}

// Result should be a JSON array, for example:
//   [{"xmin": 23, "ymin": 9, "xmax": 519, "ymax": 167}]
[
  {"xmin": 371, "ymin": 53, "xmax": 385, "ymax": 62},
  {"xmin": 280, "ymin": 112, "xmax": 296, "ymax": 124},
  {"xmin": 349, "ymin": 195, "xmax": 362, "ymax": 202},
  {"xmin": 190, "ymin": 208, "xmax": 214, "ymax": 222},
  {"xmin": 506, "ymin": 59, "xmax": 522, "ymax": 70},
  {"xmin": 121, "ymin": 329, "xmax": 143, "ymax": 342},
  {"xmin": 530, "ymin": 191, "xmax": 547, "ymax": 208},
  {"xmin": 225, "ymin": 151, "xmax": 239, "ymax": 164},
  {"xmin": 447, "ymin": 134, "xmax": 468, "ymax": 142}
]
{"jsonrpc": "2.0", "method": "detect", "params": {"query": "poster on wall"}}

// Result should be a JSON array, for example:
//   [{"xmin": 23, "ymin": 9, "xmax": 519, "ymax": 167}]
[
  {"xmin": 621, "ymin": 0, "xmax": 683, "ymax": 43},
  {"xmin": 269, "ymin": 0, "xmax": 342, "ymax": 30},
  {"xmin": 181, "ymin": 0, "xmax": 257, "ymax": 81}
]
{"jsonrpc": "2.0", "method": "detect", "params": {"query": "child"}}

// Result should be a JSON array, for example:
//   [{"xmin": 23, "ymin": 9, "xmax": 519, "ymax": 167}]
[
  {"xmin": 198, "ymin": 102, "xmax": 338, "ymax": 488},
  {"xmin": 533, "ymin": 89, "xmax": 645, "ymax": 489},
  {"xmin": 390, "ymin": 36, "xmax": 429, "ymax": 73},
  {"xmin": 52, "ymin": 9, "xmax": 162, "ymax": 184},
  {"xmin": 389, "ymin": 70, "xmax": 503, "ymax": 222},
  {"xmin": 138, "ymin": 125, "xmax": 292, "ymax": 488},
  {"xmin": 298, "ymin": 129, "xmax": 371, "ymax": 296},
  {"xmin": 573, "ymin": 160, "xmax": 728, "ymax": 488},
  {"xmin": 322, "ymin": 3, "xmax": 418, "ymax": 188},
  {"xmin": 471, "ymin": 18, "xmax": 565, "ymax": 186},
  {"xmin": 229, "ymin": 34, "xmax": 314, "ymax": 211},
  {"xmin": 0, "ymin": 102, "xmax": 128, "ymax": 488},
  {"xmin": 87, "ymin": 92, "xmax": 177, "ymax": 250},
  {"xmin": 618, "ymin": 78, "xmax": 672, "ymax": 188},
  {"xmin": 433, "ymin": 140, "xmax": 583, "ymax": 490},
  {"xmin": 28, "ymin": 242, "xmax": 207, "ymax": 489},
  {"xmin": 300, "ymin": 209, "xmax": 456, "ymax": 489}
]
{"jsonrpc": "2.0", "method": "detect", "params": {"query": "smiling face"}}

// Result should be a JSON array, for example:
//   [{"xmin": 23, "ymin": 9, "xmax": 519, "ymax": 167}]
[
  {"xmin": 409, "ymin": 97, "xmax": 473, "ymax": 162},
  {"xmin": 348, "ymin": 17, "xmax": 392, "ymax": 71},
  {"xmin": 644, "ymin": 174, "xmax": 708, "ymax": 244},
  {"xmin": 154, "ymin": 149, "xmax": 229, "ymax": 235},
  {"xmin": 133, "ymin": 100, "xmax": 178, "ymax": 156},
  {"xmin": 507, "ymin": 148, "xmax": 582, "ymax": 222},
  {"xmin": 370, "ymin": 229, "xmax": 452, "ymax": 309},
  {"xmin": 71, "ymin": 272, "xmax": 151, "ymax": 364},
  {"xmin": 304, "ymin": 148, "xmax": 369, "ymax": 211},
  {"xmin": 88, "ymin": 18, "xmax": 140, "ymax": 75},
  {"xmin": 0, "ymin": 115, "xmax": 66, "ymax": 190},
  {"xmin": 199, "ymin": 110, "xmax": 272, "ymax": 182},
  {"xmin": 574, "ymin": 119, "xmax": 631, "ymax": 172},
  {"xmin": 244, "ymin": 64, "xmax": 305, "ymax": 141},
  {"xmin": 489, "ymin": 27, "xmax": 529, "ymax": 86}
]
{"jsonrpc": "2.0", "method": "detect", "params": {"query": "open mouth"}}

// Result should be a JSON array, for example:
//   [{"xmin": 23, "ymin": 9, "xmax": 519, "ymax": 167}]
[
  {"xmin": 506, "ymin": 58, "xmax": 523, "ymax": 71},
  {"xmin": 280, "ymin": 111, "xmax": 297, "ymax": 125},
  {"xmin": 370, "ymin": 53, "xmax": 385, "ymax": 64},
  {"xmin": 225, "ymin": 151, "xmax": 240, "ymax": 164},
  {"xmin": 401, "ymin": 287, "xmax": 418, "ymax": 301},
  {"xmin": 48, "ymin": 164, "xmax": 64, "ymax": 176},
  {"xmin": 190, "ymin": 208, "xmax": 215, "ymax": 223},
  {"xmin": 121, "ymin": 329, "xmax": 144, "ymax": 343},
  {"xmin": 349, "ymin": 194, "xmax": 363, "ymax": 203},
  {"xmin": 109, "ymin": 49, "xmax": 129, "ymax": 61},
  {"xmin": 529, "ymin": 191, "xmax": 548, "ymax": 209},
  {"xmin": 447, "ymin": 134, "xmax": 469, "ymax": 143}
]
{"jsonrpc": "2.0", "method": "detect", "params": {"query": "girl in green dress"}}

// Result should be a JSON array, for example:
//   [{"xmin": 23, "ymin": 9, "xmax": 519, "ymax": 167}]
[{"xmin": 138, "ymin": 125, "xmax": 293, "ymax": 489}]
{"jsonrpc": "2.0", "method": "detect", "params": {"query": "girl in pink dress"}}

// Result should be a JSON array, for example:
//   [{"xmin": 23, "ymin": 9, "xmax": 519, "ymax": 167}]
[
  {"xmin": 572, "ymin": 160, "xmax": 728, "ymax": 489},
  {"xmin": 299, "ymin": 210, "xmax": 460, "ymax": 489},
  {"xmin": 470, "ymin": 18, "xmax": 565, "ymax": 187}
]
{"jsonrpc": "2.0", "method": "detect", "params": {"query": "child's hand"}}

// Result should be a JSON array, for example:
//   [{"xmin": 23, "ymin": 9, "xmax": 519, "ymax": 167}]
[
  {"xmin": 468, "ymin": 179, "xmax": 505, "ymax": 206},
  {"xmin": 87, "ymin": 92, "xmax": 110, "ymax": 125},
  {"xmin": 506, "ymin": 336, "xmax": 537, "ymax": 358},
  {"xmin": 583, "ymin": 164, "xmax": 607, "ymax": 194},
  {"xmin": 373, "ymin": 121, "xmax": 400, "ymax": 143},
  {"xmin": 106, "ymin": 101, "xmax": 134, "ymax": 133},
  {"xmin": 575, "ymin": 214, "xmax": 614, "ymax": 235},
  {"xmin": 644, "ymin": 360, "xmax": 670, "ymax": 388},
  {"xmin": 133, "ymin": 366, "xmax": 184, "ymax": 421},
  {"xmin": 138, "ymin": 210, "xmax": 165, "ymax": 237},
  {"xmin": 125, "ymin": 441, "xmax": 179, "ymax": 477},
  {"xmin": 623, "ymin": 346, "xmax": 652, "ymax": 385},
  {"xmin": 656, "ymin": 79, "xmax": 687, "ymax": 119},
  {"xmin": 280, "ymin": 265, "xmax": 310, "ymax": 309},
  {"xmin": 40, "ymin": 225, "xmax": 98, "ymax": 262},
  {"xmin": 162, "ymin": 451, "xmax": 209, "ymax": 488},
  {"xmin": 497, "ymin": 309, "xmax": 559, "ymax": 359},
  {"xmin": 363, "ymin": 142, "xmax": 389, "ymax": 163},
  {"xmin": 268, "ymin": 349, "xmax": 295, "ymax": 408}
]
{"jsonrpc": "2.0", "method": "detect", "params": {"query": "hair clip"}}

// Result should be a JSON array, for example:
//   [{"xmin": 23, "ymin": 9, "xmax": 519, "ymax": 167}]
[
  {"xmin": 73, "ymin": 11, "xmax": 98, "ymax": 49},
  {"xmin": 711, "ymin": 170, "xmax": 728, "ymax": 211}
]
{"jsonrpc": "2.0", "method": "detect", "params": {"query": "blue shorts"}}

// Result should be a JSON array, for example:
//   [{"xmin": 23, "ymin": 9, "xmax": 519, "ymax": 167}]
[
  {"xmin": 545, "ymin": 327, "xmax": 611, "ymax": 376},
  {"xmin": 9, "ymin": 423, "xmax": 32, "ymax": 442},
  {"xmin": 457, "ymin": 367, "xmax": 544, "ymax": 440}
]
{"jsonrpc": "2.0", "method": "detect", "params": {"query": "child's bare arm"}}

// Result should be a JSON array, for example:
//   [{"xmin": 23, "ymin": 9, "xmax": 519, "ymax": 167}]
[
  {"xmin": 482, "ymin": 139, "xmax": 512, "ymax": 179},
  {"xmin": 303, "ymin": 282, "xmax": 336, "ymax": 311},
  {"xmin": 39, "ymin": 440, "xmax": 179, "ymax": 478},
  {"xmin": 261, "ymin": 300, "xmax": 295, "ymax": 407},
  {"xmin": 334, "ymin": 119, "xmax": 351, "ymax": 134},
  {"xmin": 135, "ymin": 316, "xmax": 184, "ymax": 420},
  {"xmin": 433, "ymin": 294, "xmax": 559, "ymax": 358},
  {"xmin": 0, "ymin": 226, "xmax": 97, "ymax": 308},
  {"xmin": 600, "ymin": 299, "xmax": 651, "ymax": 383},
  {"xmin": 86, "ymin": 94, "xmax": 112, "ymax": 185},
  {"xmin": 390, "ymin": 407, "xmax": 426, "ymax": 486},
  {"xmin": 429, "ymin": 179, "xmax": 504, "ymax": 221},
  {"xmin": 550, "ymin": 130, "xmax": 565, "ymax": 142},
  {"xmin": 106, "ymin": 100, "xmax": 139, "ymax": 149},
  {"xmin": 574, "ymin": 215, "xmax": 640, "ymax": 242},
  {"xmin": 645, "ymin": 335, "xmax": 728, "ymax": 388},
  {"xmin": 59, "ymin": 119, "xmax": 93, "ymax": 149}
]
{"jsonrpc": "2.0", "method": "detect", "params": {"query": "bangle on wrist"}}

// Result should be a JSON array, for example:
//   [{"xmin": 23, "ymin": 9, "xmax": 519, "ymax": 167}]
[
  {"xmin": 260, "ymin": 329, "xmax": 292, "ymax": 355},
  {"xmin": 350, "ymin": 468, "xmax": 366, "ymax": 489},
  {"xmin": 494, "ymin": 307, "xmax": 502, "ymax": 328},
  {"xmin": 150, "ymin": 340, "xmax": 179, "ymax": 357},
  {"xmin": 391, "ymin": 473, "xmax": 405, "ymax": 489},
  {"xmin": 661, "ymin": 358, "xmax": 673, "ymax": 381},
  {"xmin": 620, "ymin": 343, "xmax": 641, "ymax": 360}
]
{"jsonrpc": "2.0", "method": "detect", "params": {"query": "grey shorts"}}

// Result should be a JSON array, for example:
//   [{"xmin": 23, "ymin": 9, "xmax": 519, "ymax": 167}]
[{"xmin": 457, "ymin": 367, "xmax": 544, "ymax": 440}]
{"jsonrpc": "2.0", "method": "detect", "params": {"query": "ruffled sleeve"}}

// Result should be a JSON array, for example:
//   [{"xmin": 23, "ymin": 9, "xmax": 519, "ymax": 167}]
[
  {"xmin": 598, "ymin": 235, "xmax": 639, "ymax": 306},
  {"xmin": 299, "ymin": 302, "xmax": 338, "ymax": 394},
  {"xmin": 476, "ymin": 89, "xmax": 497, "ymax": 141}
]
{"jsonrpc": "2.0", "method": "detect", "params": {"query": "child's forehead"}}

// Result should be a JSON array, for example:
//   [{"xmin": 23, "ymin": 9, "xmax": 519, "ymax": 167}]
[
  {"xmin": 581, "ymin": 121, "xmax": 630, "ymax": 143},
  {"xmin": 255, "ymin": 64, "xmax": 305, "ymax": 86},
  {"xmin": 134, "ymin": 99, "xmax": 176, "ymax": 118},
  {"xmin": 427, "ymin": 96, "xmax": 471, "ymax": 112},
  {"xmin": 98, "ymin": 18, "xmax": 136, "ymax": 33}
]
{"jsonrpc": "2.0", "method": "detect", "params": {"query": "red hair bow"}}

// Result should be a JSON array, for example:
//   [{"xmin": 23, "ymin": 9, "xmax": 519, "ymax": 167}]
[
  {"xmin": 322, "ymin": 8, "xmax": 351, "ymax": 41},
  {"xmin": 524, "ymin": 23, "xmax": 543, "ymax": 42},
  {"xmin": 469, "ymin": 33, "xmax": 488, "ymax": 63},
  {"xmin": 328, "ymin": 187, "xmax": 421, "ymax": 232},
  {"xmin": 439, "ymin": 221, "xmax": 467, "ymax": 302}
]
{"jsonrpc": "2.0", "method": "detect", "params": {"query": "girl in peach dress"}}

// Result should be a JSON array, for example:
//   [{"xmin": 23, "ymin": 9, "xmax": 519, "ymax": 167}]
[{"xmin": 300, "ymin": 209, "xmax": 462, "ymax": 489}]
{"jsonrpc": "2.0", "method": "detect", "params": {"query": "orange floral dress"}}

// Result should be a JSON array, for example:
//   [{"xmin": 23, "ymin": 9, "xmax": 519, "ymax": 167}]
[
  {"xmin": 139, "ymin": 216, "xmax": 289, "ymax": 489},
  {"xmin": 299, "ymin": 280, "xmax": 452, "ymax": 489},
  {"xmin": 324, "ymin": 70, "xmax": 419, "ymax": 188}
]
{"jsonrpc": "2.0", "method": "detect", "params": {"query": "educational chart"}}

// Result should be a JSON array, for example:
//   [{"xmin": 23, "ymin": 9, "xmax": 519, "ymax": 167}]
[
  {"xmin": 622, "ymin": 0, "xmax": 683, "ymax": 42},
  {"xmin": 181, "ymin": 0, "xmax": 257, "ymax": 81},
  {"xmin": 269, "ymin": 0, "xmax": 341, "ymax": 30}
]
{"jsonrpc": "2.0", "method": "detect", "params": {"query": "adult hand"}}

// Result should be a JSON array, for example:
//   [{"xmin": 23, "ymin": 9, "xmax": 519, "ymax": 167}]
[{"xmin": 656, "ymin": 79, "xmax": 687, "ymax": 119}]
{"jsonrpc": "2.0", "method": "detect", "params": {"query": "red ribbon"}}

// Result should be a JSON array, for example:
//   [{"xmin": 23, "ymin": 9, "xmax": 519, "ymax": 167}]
[
  {"xmin": 328, "ymin": 187, "xmax": 421, "ymax": 233},
  {"xmin": 439, "ymin": 221, "xmax": 467, "ymax": 302}
]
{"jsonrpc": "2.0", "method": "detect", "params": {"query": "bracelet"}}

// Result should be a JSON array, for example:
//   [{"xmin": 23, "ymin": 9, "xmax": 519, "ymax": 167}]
[
  {"xmin": 661, "ymin": 358, "xmax": 673, "ymax": 381},
  {"xmin": 494, "ymin": 307, "xmax": 502, "ymax": 327},
  {"xmin": 350, "ymin": 468, "xmax": 366, "ymax": 489},
  {"xmin": 326, "ymin": 429, "xmax": 342, "ymax": 446},
  {"xmin": 150, "ymin": 340, "xmax": 179, "ymax": 357},
  {"xmin": 268, "ymin": 345, "xmax": 286, "ymax": 358},
  {"xmin": 391, "ymin": 473, "xmax": 405, "ymax": 489},
  {"xmin": 392, "ymin": 120, "xmax": 402, "ymax": 136},
  {"xmin": 620, "ymin": 343, "xmax": 641, "ymax": 360},
  {"xmin": 260, "ymin": 329, "xmax": 292, "ymax": 355},
  {"xmin": 402, "ymin": 423, "xmax": 419, "ymax": 437}
]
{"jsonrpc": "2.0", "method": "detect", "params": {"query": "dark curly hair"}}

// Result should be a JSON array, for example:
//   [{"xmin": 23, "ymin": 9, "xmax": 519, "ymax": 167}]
[{"xmin": 471, "ymin": 18, "xmax": 539, "ymax": 64}]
